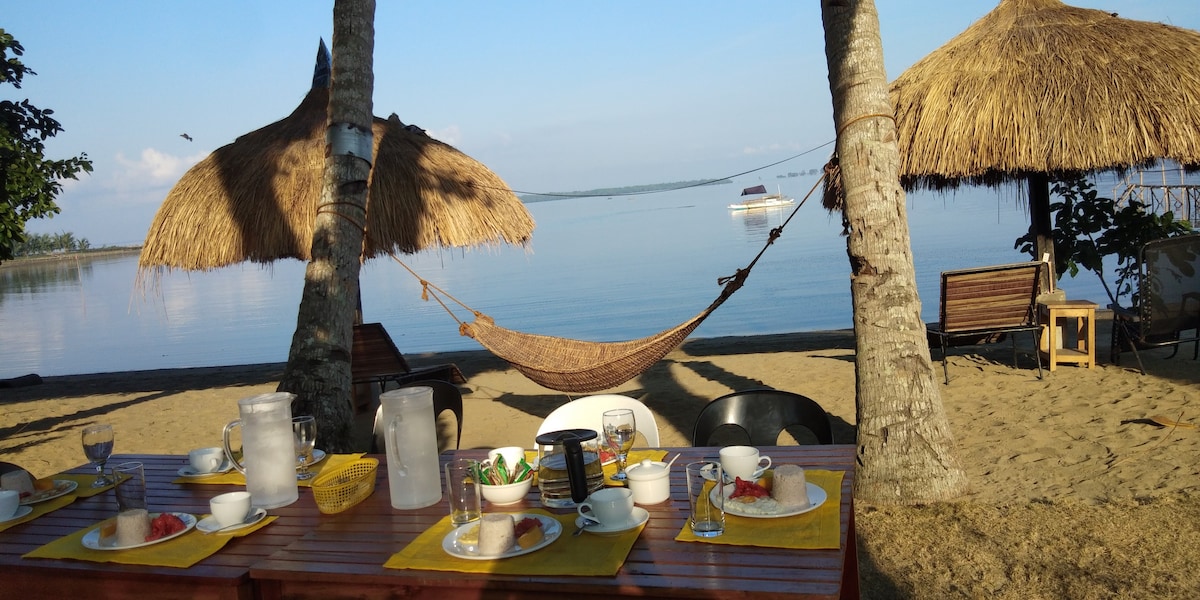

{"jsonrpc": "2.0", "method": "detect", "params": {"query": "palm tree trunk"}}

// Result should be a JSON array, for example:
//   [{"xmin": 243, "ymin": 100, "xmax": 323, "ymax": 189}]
[
  {"xmin": 820, "ymin": 0, "xmax": 969, "ymax": 503},
  {"xmin": 278, "ymin": 0, "xmax": 376, "ymax": 451}
]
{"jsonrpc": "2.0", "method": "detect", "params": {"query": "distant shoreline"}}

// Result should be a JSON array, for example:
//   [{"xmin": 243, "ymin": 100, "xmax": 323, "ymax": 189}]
[{"xmin": 0, "ymin": 246, "xmax": 142, "ymax": 269}]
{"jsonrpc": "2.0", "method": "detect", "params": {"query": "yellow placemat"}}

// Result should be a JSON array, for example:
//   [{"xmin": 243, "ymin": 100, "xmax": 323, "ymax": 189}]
[
  {"xmin": 0, "ymin": 494, "xmax": 75, "ymax": 533},
  {"xmin": 25, "ymin": 516, "xmax": 232, "ymax": 568},
  {"xmin": 384, "ymin": 509, "xmax": 641, "ymax": 576},
  {"xmin": 674, "ymin": 469, "xmax": 844, "ymax": 550},
  {"xmin": 56, "ymin": 473, "xmax": 121, "ymax": 498},
  {"xmin": 171, "ymin": 453, "xmax": 364, "ymax": 487}
]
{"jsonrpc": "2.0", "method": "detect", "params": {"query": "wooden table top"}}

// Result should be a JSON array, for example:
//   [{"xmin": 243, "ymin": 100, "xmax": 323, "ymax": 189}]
[
  {"xmin": 0, "ymin": 454, "xmax": 317, "ymax": 600},
  {"xmin": 252, "ymin": 445, "xmax": 859, "ymax": 600}
]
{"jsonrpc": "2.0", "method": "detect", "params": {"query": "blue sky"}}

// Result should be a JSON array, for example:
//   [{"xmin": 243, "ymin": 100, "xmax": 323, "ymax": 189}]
[{"xmin": 5, "ymin": 1, "xmax": 1198, "ymax": 246}]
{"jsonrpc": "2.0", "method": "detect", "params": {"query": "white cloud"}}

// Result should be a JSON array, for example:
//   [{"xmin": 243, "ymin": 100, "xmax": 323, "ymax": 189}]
[
  {"xmin": 110, "ymin": 148, "xmax": 207, "ymax": 190},
  {"xmin": 425, "ymin": 125, "xmax": 462, "ymax": 146}
]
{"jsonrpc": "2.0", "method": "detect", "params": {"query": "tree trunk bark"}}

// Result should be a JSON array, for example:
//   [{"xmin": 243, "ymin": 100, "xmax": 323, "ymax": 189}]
[
  {"xmin": 277, "ymin": 0, "xmax": 375, "ymax": 452},
  {"xmin": 820, "ymin": 0, "xmax": 969, "ymax": 504}
]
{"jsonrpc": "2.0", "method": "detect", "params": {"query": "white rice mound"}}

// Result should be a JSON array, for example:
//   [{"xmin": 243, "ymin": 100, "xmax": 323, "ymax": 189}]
[
  {"xmin": 478, "ymin": 513, "xmax": 515, "ymax": 555},
  {"xmin": 116, "ymin": 508, "xmax": 150, "ymax": 546},
  {"xmin": 771, "ymin": 465, "xmax": 810, "ymax": 508}
]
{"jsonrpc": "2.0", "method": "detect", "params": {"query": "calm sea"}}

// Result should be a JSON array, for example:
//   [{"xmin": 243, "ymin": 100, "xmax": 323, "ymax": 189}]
[{"xmin": 1, "ymin": 178, "xmax": 1119, "ymax": 378}]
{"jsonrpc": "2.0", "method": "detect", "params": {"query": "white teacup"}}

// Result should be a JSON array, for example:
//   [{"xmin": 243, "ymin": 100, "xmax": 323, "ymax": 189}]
[
  {"xmin": 487, "ymin": 446, "xmax": 526, "ymax": 470},
  {"xmin": 719, "ymin": 445, "xmax": 772, "ymax": 481},
  {"xmin": 0, "ymin": 489, "xmax": 19, "ymax": 520},
  {"xmin": 577, "ymin": 487, "xmax": 634, "ymax": 527},
  {"xmin": 209, "ymin": 491, "xmax": 252, "ymax": 527},
  {"xmin": 189, "ymin": 447, "xmax": 226, "ymax": 473}
]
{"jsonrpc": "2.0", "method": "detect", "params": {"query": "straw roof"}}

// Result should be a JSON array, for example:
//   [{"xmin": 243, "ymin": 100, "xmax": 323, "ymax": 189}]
[
  {"xmin": 139, "ymin": 87, "xmax": 534, "ymax": 271},
  {"xmin": 891, "ymin": 0, "xmax": 1200, "ymax": 191}
]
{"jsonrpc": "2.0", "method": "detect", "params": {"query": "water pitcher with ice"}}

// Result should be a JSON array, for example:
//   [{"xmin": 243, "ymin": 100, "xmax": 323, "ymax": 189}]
[
  {"xmin": 222, "ymin": 392, "xmax": 298, "ymax": 509},
  {"xmin": 381, "ymin": 386, "xmax": 441, "ymax": 509}
]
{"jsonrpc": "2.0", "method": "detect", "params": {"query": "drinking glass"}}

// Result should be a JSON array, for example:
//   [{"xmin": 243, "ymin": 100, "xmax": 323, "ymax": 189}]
[
  {"xmin": 686, "ymin": 461, "xmax": 724, "ymax": 537},
  {"xmin": 81, "ymin": 424, "xmax": 115, "ymax": 488},
  {"xmin": 292, "ymin": 415, "xmax": 317, "ymax": 481},
  {"xmin": 602, "ymin": 408, "xmax": 637, "ymax": 481}
]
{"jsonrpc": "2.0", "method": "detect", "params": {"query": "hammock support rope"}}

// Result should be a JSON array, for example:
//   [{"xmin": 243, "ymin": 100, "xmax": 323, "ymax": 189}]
[{"xmin": 390, "ymin": 175, "xmax": 822, "ymax": 393}]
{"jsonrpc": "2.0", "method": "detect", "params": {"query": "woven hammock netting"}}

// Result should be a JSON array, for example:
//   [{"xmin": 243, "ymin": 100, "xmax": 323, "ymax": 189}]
[
  {"xmin": 395, "ymin": 173, "xmax": 821, "ymax": 393},
  {"xmin": 455, "ymin": 271, "xmax": 745, "ymax": 393}
]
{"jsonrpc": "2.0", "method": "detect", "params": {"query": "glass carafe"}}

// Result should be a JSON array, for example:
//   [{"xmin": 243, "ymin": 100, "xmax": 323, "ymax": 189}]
[
  {"xmin": 535, "ymin": 429, "xmax": 604, "ymax": 508},
  {"xmin": 222, "ymin": 392, "xmax": 298, "ymax": 509},
  {"xmin": 382, "ymin": 386, "xmax": 441, "ymax": 509}
]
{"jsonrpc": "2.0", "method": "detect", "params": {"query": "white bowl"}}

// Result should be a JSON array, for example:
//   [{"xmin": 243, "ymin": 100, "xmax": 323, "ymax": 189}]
[{"xmin": 480, "ymin": 477, "xmax": 532, "ymax": 506}]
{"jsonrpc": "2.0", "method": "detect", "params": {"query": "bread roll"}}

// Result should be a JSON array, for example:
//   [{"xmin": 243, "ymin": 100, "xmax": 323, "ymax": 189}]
[
  {"xmin": 1, "ymin": 470, "xmax": 35, "ymax": 495},
  {"xmin": 116, "ymin": 508, "xmax": 151, "ymax": 546},
  {"xmin": 478, "ymin": 513, "xmax": 515, "ymax": 555},
  {"xmin": 771, "ymin": 465, "xmax": 810, "ymax": 508}
]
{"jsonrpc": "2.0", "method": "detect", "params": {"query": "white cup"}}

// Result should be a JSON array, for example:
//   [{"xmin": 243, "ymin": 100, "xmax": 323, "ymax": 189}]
[
  {"xmin": 189, "ymin": 447, "xmax": 226, "ymax": 473},
  {"xmin": 0, "ymin": 489, "xmax": 19, "ymax": 520},
  {"xmin": 487, "ymin": 446, "xmax": 526, "ymax": 471},
  {"xmin": 577, "ymin": 487, "xmax": 634, "ymax": 527},
  {"xmin": 719, "ymin": 445, "xmax": 771, "ymax": 481},
  {"xmin": 209, "ymin": 491, "xmax": 252, "ymax": 527}
]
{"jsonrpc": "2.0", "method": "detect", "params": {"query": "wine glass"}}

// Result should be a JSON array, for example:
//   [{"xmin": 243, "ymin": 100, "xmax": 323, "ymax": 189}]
[
  {"xmin": 81, "ymin": 424, "xmax": 115, "ymax": 488},
  {"xmin": 292, "ymin": 415, "xmax": 317, "ymax": 481},
  {"xmin": 602, "ymin": 408, "xmax": 637, "ymax": 481}
]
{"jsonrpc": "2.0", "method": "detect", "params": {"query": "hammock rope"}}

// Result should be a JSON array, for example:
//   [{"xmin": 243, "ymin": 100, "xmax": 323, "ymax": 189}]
[{"xmin": 389, "ymin": 175, "xmax": 823, "ymax": 393}]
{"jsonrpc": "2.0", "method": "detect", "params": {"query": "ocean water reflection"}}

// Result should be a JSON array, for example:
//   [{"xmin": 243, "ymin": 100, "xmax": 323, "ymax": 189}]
[{"xmin": 1, "ymin": 180, "xmax": 1114, "ymax": 377}]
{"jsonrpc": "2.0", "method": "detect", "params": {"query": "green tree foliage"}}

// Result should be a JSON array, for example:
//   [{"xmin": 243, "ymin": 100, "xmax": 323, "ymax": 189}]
[
  {"xmin": 1015, "ymin": 174, "xmax": 1192, "ymax": 306},
  {"xmin": 1, "ymin": 29, "xmax": 93, "ymax": 262},
  {"xmin": 13, "ymin": 231, "xmax": 90, "ymax": 256}
]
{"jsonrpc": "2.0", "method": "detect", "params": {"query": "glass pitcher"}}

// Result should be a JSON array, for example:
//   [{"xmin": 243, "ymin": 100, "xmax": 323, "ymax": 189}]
[
  {"xmin": 535, "ymin": 429, "xmax": 604, "ymax": 508},
  {"xmin": 381, "ymin": 386, "xmax": 441, "ymax": 509},
  {"xmin": 222, "ymin": 392, "xmax": 298, "ymax": 509}
]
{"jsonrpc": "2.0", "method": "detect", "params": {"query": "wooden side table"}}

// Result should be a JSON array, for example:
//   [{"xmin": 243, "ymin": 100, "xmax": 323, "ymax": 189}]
[{"xmin": 1039, "ymin": 300, "xmax": 1098, "ymax": 371}]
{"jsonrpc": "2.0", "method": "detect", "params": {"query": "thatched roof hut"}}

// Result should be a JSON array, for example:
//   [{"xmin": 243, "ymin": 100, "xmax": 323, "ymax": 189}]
[
  {"xmin": 139, "ymin": 45, "xmax": 533, "ymax": 272},
  {"xmin": 891, "ymin": 0, "xmax": 1200, "ymax": 190},
  {"xmin": 825, "ymin": 0, "xmax": 1200, "ymax": 269}
]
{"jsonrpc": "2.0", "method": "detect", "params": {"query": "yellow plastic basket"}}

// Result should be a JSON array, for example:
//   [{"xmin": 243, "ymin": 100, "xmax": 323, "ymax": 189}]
[{"xmin": 311, "ymin": 457, "xmax": 379, "ymax": 514}]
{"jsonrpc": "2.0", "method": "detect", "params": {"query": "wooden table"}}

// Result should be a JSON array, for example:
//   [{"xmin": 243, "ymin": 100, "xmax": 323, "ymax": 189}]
[
  {"xmin": 1039, "ymin": 299, "xmax": 1099, "ymax": 370},
  {"xmin": 252, "ymin": 446, "xmax": 859, "ymax": 600},
  {"xmin": 0, "ymin": 454, "xmax": 317, "ymax": 600}
]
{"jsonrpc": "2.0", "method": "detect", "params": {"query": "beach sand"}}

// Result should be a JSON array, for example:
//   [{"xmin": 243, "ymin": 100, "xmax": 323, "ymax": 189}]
[{"xmin": 3, "ymin": 322, "xmax": 1199, "ymax": 598}]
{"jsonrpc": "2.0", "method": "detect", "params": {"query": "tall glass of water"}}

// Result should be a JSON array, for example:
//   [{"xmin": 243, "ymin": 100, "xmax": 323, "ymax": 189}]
[
  {"xmin": 292, "ymin": 415, "xmax": 317, "ymax": 481},
  {"xmin": 602, "ymin": 408, "xmax": 637, "ymax": 481},
  {"xmin": 81, "ymin": 424, "xmax": 115, "ymax": 488}
]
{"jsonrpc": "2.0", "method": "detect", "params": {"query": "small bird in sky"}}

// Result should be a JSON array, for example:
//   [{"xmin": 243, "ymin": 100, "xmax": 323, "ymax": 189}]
[{"xmin": 180, "ymin": 133, "xmax": 193, "ymax": 142}]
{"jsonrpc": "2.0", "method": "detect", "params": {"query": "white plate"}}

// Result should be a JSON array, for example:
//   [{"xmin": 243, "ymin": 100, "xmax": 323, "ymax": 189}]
[
  {"xmin": 177, "ymin": 459, "xmax": 234, "ymax": 478},
  {"xmin": 196, "ymin": 508, "xmax": 267, "ymax": 534},
  {"xmin": 19, "ymin": 479, "xmax": 78, "ymax": 505},
  {"xmin": 300, "ymin": 449, "xmax": 327, "ymax": 469},
  {"xmin": 700, "ymin": 463, "xmax": 766, "ymax": 483},
  {"xmin": 575, "ymin": 506, "xmax": 649, "ymax": 536},
  {"xmin": 442, "ymin": 513, "xmax": 561, "ymax": 560},
  {"xmin": 81, "ymin": 512, "xmax": 197, "ymax": 550},
  {"xmin": 713, "ymin": 482, "xmax": 827, "ymax": 519},
  {"xmin": 0, "ymin": 505, "xmax": 33, "ymax": 523}
]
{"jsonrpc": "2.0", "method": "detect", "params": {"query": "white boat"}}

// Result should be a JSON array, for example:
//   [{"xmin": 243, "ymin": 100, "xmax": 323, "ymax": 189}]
[{"xmin": 727, "ymin": 185, "xmax": 795, "ymax": 210}]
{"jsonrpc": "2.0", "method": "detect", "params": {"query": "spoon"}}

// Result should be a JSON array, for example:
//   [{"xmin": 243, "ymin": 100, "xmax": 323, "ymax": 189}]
[
  {"xmin": 573, "ymin": 518, "xmax": 595, "ymax": 537},
  {"xmin": 665, "ymin": 453, "xmax": 680, "ymax": 471}
]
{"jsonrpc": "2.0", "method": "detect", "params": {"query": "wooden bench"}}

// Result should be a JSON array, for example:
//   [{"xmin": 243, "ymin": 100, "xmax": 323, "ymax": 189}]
[
  {"xmin": 352, "ymin": 322, "xmax": 466, "ymax": 411},
  {"xmin": 927, "ymin": 262, "xmax": 1044, "ymax": 383}
]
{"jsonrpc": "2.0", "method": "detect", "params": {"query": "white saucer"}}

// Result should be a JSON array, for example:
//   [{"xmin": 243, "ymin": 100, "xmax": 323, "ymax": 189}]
[
  {"xmin": 576, "ymin": 506, "xmax": 649, "ymax": 536},
  {"xmin": 700, "ymin": 463, "xmax": 766, "ymax": 483},
  {"xmin": 178, "ymin": 459, "xmax": 233, "ymax": 478},
  {"xmin": 0, "ymin": 505, "xmax": 33, "ymax": 524},
  {"xmin": 196, "ymin": 508, "xmax": 267, "ymax": 534}
]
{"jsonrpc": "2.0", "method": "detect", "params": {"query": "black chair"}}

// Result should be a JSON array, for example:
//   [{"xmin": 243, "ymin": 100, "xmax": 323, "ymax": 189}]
[
  {"xmin": 691, "ymin": 388, "xmax": 834, "ymax": 446},
  {"xmin": 372, "ymin": 380, "xmax": 464, "ymax": 452}
]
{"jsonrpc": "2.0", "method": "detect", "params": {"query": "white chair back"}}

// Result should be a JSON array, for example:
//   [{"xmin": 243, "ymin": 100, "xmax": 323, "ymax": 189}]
[{"xmin": 535, "ymin": 394, "xmax": 661, "ymax": 447}]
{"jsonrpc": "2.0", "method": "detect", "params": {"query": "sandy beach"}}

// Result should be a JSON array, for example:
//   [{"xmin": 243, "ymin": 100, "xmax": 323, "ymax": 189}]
[{"xmin": 3, "ymin": 322, "xmax": 1199, "ymax": 598}]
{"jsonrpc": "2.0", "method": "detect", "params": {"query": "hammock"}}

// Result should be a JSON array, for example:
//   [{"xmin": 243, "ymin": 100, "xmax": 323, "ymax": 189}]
[{"xmin": 394, "ymin": 176, "xmax": 820, "ymax": 393}]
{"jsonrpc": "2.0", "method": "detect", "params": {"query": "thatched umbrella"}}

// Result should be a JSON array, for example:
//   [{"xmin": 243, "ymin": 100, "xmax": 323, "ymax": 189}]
[
  {"xmin": 826, "ymin": 0, "xmax": 1200, "ymax": 274},
  {"xmin": 139, "ymin": 44, "xmax": 533, "ymax": 273}
]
